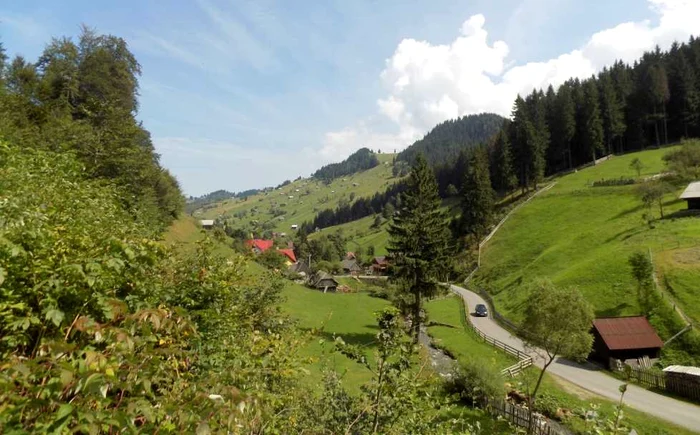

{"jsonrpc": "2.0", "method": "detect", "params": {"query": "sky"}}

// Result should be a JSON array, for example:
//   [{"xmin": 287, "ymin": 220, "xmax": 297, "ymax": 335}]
[{"xmin": 2, "ymin": 0, "xmax": 700, "ymax": 196}]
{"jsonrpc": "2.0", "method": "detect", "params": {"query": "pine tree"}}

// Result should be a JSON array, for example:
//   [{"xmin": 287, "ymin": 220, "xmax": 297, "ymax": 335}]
[
  {"xmin": 510, "ymin": 96, "xmax": 534, "ymax": 191},
  {"xmin": 669, "ymin": 48, "xmax": 699, "ymax": 137},
  {"xmin": 493, "ymin": 129, "xmax": 517, "ymax": 193},
  {"xmin": 387, "ymin": 154, "xmax": 449, "ymax": 343},
  {"xmin": 460, "ymin": 148, "xmax": 494, "ymax": 240},
  {"xmin": 527, "ymin": 90, "xmax": 550, "ymax": 187},
  {"xmin": 581, "ymin": 79, "xmax": 605, "ymax": 162},
  {"xmin": 644, "ymin": 61, "xmax": 670, "ymax": 146},
  {"xmin": 599, "ymin": 70, "xmax": 626, "ymax": 154},
  {"xmin": 551, "ymin": 82, "xmax": 577, "ymax": 170}
]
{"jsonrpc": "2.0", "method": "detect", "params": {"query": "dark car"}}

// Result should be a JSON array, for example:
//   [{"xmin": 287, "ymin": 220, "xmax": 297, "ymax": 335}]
[{"xmin": 474, "ymin": 304, "xmax": 488, "ymax": 317}]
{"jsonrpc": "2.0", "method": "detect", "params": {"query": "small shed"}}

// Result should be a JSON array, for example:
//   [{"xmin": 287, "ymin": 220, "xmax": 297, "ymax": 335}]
[
  {"xmin": 200, "ymin": 219, "xmax": 214, "ymax": 229},
  {"xmin": 663, "ymin": 365, "xmax": 700, "ymax": 400},
  {"xmin": 680, "ymin": 181, "xmax": 700, "ymax": 210},
  {"xmin": 312, "ymin": 271, "xmax": 338, "ymax": 293},
  {"xmin": 591, "ymin": 316, "xmax": 663, "ymax": 366},
  {"xmin": 289, "ymin": 260, "xmax": 311, "ymax": 276},
  {"xmin": 341, "ymin": 259, "xmax": 362, "ymax": 276}
]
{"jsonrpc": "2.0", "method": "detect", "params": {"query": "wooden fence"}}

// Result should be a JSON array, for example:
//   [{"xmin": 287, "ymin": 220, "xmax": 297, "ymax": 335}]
[{"xmin": 487, "ymin": 399, "xmax": 570, "ymax": 435}]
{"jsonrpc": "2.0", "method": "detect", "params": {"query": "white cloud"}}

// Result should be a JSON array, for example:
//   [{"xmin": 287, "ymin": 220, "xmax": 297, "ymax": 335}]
[{"xmin": 323, "ymin": 0, "xmax": 700, "ymax": 158}]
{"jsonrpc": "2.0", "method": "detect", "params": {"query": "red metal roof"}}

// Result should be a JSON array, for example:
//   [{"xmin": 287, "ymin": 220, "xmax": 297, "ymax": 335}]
[
  {"xmin": 593, "ymin": 317, "xmax": 663, "ymax": 351},
  {"xmin": 278, "ymin": 249, "xmax": 296, "ymax": 263},
  {"xmin": 245, "ymin": 239, "xmax": 274, "ymax": 252}
]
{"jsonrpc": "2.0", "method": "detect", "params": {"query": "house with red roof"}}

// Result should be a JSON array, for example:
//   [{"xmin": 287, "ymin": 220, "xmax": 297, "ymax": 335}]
[
  {"xmin": 590, "ymin": 316, "xmax": 663, "ymax": 367},
  {"xmin": 245, "ymin": 239, "xmax": 274, "ymax": 254},
  {"xmin": 278, "ymin": 249, "xmax": 296, "ymax": 264}
]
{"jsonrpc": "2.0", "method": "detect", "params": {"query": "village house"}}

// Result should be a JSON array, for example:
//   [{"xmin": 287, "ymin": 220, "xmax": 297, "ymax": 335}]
[
  {"xmin": 199, "ymin": 219, "xmax": 214, "ymax": 229},
  {"xmin": 278, "ymin": 248, "xmax": 296, "ymax": 266},
  {"xmin": 590, "ymin": 316, "xmax": 663, "ymax": 367},
  {"xmin": 311, "ymin": 271, "xmax": 338, "ymax": 293},
  {"xmin": 341, "ymin": 259, "xmax": 362, "ymax": 276},
  {"xmin": 680, "ymin": 181, "xmax": 700, "ymax": 210},
  {"xmin": 245, "ymin": 239, "xmax": 274, "ymax": 254},
  {"xmin": 370, "ymin": 256, "xmax": 389, "ymax": 275}
]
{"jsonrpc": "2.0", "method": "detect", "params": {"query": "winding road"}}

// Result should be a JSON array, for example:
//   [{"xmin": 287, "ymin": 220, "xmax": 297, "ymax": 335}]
[{"xmin": 451, "ymin": 284, "xmax": 700, "ymax": 432}]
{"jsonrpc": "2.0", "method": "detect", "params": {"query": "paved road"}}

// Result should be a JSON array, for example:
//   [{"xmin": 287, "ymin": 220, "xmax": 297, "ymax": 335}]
[{"xmin": 451, "ymin": 284, "xmax": 700, "ymax": 432}]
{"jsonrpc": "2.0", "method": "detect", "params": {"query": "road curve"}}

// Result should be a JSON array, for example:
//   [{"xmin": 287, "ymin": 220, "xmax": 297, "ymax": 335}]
[{"xmin": 451, "ymin": 284, "xmax": 700, "ymax": 433}]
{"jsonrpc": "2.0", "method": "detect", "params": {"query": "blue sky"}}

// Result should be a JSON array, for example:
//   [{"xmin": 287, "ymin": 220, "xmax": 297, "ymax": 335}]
[{"xmin": 2, "ymin": 0, "xmax": 698, "ymax": 196}]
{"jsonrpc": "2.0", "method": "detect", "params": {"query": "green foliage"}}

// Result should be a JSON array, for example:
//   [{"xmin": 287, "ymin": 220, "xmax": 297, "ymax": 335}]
[
  {"xmin": 388, "ymin": 154, "xmax": 451, "ymax": 342},
  {"xmin": 460, "ymin": 148, "xmax": 495, "ymax": 240},
  {"xmin": 663, "ymin": 139, "xmax": 700, "ymax": 181},
  {"xmin": 629, "ymin": 157, "xmax": 645, "ymax": 177},
  {"xmin": 0, "ymin": 28, "xmax": 183, "ymax": 229},
  {"xmin": 257, "ymin": 248, "xmax": 288, "ymax": 270},
  {"xmin": 628, "ymin": 252, "xmax": 655, "ymax": 315},
  {"xmin": 636, "ymin": 180, "xmax": 674, "ymax": 218},
  {"xmin": 447, "ymin": 359, "xmax": 506, "ymax": 407}
]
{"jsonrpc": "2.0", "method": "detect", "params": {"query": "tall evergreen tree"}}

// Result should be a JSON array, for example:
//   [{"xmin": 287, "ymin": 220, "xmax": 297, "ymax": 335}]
[
  {"xmin": 460, "ymin": 148, "xmax": 494, "ymax": 240},
  {"xmin": 598, "ymin": 70, "xmax": 626, "ymax": 154},
  {"xmin": 387, "ymin": 154, "xmax": 449, "ymax": 343},
  {"xmin": 668, "ymin": 47, "xmax": 699, "ymax": 137},
  {"xmin": 527, "ymin": 90, "xmax": 550, "ymax": 187},
  {"xmin": 581, "ymin": 79, "xmax": 605, "ymax": 162},
  {"xmin": 550, "ymin": 82, "xmax": 577, "ymax": 170},
  {"xmin": 510, "ymin": 95, "xmax": 534, "ymax": 191},
  {"xmin": 492, "ymin": 128, "xmax": 517, "ymax": 193},
  {"xmin": 643, "ymin": 60, "xmax": 670, "ymax": 146}
]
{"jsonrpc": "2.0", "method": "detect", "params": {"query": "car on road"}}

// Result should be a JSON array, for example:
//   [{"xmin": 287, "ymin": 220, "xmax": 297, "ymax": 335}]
[{"xmin": 474, "ymin": 304, "xmax": 488, "ymax": 317}]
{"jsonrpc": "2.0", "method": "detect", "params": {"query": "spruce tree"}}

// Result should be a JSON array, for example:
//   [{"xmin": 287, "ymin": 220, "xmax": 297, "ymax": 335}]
[
  {"xmin": 581, "ymin": 79, "xmax": 605, "ymax": 162},
  {"xmin": 669, "ymin": 49, "xmax": 699, "ymax": 137},
  {"xmin": 387, "ymin": 154, "xmax": 449, "ymax": 343},
  {"xmin": 599, "ymin": 70, "xmax": 626, "ymax": 154},
  {"xmin": 552, "ymin": 82, "xmax": 577, "ymax": 170},
  {"xmin": 460, "ymin": 148, "xmax": 494, "ymax": 240},
  {"xmin": 493, "ymin": 129, "xmax": 517, "ymax": 193}
]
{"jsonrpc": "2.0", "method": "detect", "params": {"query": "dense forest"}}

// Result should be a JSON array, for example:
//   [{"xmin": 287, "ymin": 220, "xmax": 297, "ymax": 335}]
[
  {"xmin": 312, "ymin": 147, "xmax": 379, "ymax": 181},
  {"xmin": 0, "ymin": 28, "xmax": 183, "ymax": 229},
  {"xmin": 396, "ymin": 113, "xmax": 504, "ymax": 166},
  {"xmin": 492, "ymin": 38, "xmax": 700, "ymax": 193}
]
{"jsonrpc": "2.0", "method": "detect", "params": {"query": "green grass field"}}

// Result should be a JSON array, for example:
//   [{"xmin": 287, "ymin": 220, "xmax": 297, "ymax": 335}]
[
  {"xmin": 475, "ymin": 145, "xmax": 700, "ymax": 327},
  {"xmin": 195, "ymin": 153, "xmax": 401, "ymax": 236}
]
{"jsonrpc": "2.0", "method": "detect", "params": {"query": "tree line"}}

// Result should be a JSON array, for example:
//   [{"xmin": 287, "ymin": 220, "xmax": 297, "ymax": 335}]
[
  {"xmin": 491, "ymin": 38, "xmax": 700, "ymax": 194},
  {"xmin": 0, "ymin": 27, "xmax": 183, "ymax": 229},
  {"xmin": 312, "ymin": 147, "xmax": 379, "ymax": 181}
]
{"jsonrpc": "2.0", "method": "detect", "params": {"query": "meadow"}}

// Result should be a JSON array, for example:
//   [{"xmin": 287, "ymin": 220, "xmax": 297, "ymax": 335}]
[{"xmin": 475, "ymin": 145, "xmax": 700, "ymax": 328}]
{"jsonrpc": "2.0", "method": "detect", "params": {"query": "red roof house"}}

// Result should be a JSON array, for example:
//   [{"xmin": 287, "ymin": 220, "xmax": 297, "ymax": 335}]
[
  {"xmin": 278, "ymin": 248, "xmax": 296, "ymax": 263},
  {"xmin": 591, "ymin": 316, "xmax": 663, "ymax": 366},
  {"xmin": 245, "ymin": 239, "xmax": 274, "ymax": 254}
]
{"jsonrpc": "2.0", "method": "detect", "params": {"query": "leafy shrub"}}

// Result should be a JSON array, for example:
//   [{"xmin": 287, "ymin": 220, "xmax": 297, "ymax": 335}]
[
  {"xmin": 591, "ymin": 177, "xmax": 636, "ymax": 187},
  {"xmin": 445, "ymin": 359, "xmax": 506, "ymax": 407}
]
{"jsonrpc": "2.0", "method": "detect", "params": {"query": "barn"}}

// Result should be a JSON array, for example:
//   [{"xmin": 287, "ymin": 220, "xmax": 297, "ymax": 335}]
[{"xmin": 590, "ymin": 316, "xmax": 663, "ymax": 367}]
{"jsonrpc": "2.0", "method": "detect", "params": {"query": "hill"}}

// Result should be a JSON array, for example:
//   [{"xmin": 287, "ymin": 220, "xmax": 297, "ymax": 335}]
[
  {"xmin": 473, "ymin": 145, "xmax": 700, "ymax": 360},
  {"xmin": 312, "ymin": 147, "xmax": 379, "ymax": 181},
  {"xmin": 397, "ymin": 113, "xmax": 504, "ymax": 166},
  {"xmin": 194, "ymin": 152, "xmax": 400, "ymax": 238}
]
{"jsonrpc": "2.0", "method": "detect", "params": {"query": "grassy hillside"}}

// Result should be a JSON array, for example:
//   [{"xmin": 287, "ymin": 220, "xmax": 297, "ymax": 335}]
[
  {"xmin": 195, "ymin": 153, "xmax": 400, "ymax": 235},
  {"xmin": 474, "ymin": 145, "xmax": 700, "ymax": 329}
]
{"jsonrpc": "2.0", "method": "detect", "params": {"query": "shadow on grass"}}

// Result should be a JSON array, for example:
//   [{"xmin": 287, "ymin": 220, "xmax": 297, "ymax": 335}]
[
  {"xmin": 661, "ymin": 209, "xmax": 700, "ymax": 220},
  {"xmin": 596, "ymin": 302, "xmax": 633, "ymax": 317},
  {"xmin": 609, "ymin": 203, "xmax": 645, "ymax": 221}
]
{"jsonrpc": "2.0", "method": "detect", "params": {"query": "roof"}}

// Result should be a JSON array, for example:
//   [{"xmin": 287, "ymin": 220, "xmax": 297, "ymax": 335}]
[
  {"xmin": 680, "ymin": 181, "xmax": 700, "ymax": 199},
  {"xmin": 278, "ymin": 248, "xmax": 296, "ymax": 263},
  {"xmin": 663, "ymin": 365, "xmax": 700, "ymax": 376},
  {"xmin": 373, "ymin": 256, "xmax": 388, "ymax": 265},
  {"xmin": 245, "ymin": 239, "xmax": 274, "ymax": 252},
  {"xmin": 200, "ymin": 219, "xmax": 214, "ymax": 226},
  {"xmin": 314, "ymin": 271, "xmax": 338, "ymax": 286},
  {"xmin": 341, "ymin": 259, "xmax": 361, "ymax": 271},
  {"xmin": 592, "ymin": 317, "xmax": 663, "ymax": 351}
]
